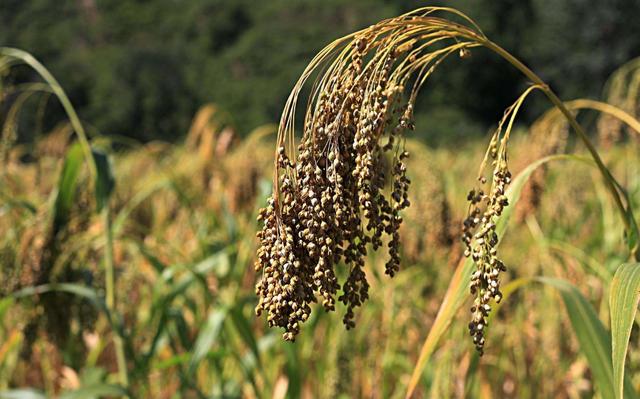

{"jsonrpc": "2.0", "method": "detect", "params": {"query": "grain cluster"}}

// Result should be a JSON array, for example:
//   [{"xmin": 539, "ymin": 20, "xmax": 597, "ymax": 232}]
[{"xmin": 255, "ymin": 8, "xmax": 524, "ymax": 351}]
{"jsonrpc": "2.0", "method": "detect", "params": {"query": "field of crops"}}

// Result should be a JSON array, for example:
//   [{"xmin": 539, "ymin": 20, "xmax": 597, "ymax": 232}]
[{"xmin": 2, "ymin": 7, "xmax": 640, "ymax": 399}]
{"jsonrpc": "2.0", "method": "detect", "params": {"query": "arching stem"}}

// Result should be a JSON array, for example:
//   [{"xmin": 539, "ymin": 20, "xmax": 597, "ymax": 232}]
[{"xmin": 482, "ymin": 39, "xmax": 640, "ymax": 260}]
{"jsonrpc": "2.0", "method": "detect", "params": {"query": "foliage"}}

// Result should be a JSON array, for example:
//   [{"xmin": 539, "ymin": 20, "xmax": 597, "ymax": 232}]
[{"xmin": 2, "ymin": 6, "xmax": 640, "ymax": 399}]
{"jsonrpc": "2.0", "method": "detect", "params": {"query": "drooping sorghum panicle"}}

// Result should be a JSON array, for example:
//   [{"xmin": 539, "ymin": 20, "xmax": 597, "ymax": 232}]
[
  {"xmin": 255, "ymin": 8, "xmax": 491, "ymax": 341},
  {"xmin": 462, "ymin": 85, "xmax": 540, "ymax": 354},
  {"xmin": 463, "ymin": 164, "xmax": 510, "ymax": 356},
  {"xmin": 254, "ymin": 148, "xmax": 315, "ymax": 341},
  {"xmin": 254, "ymin": 38, "xmax": 417, "ymax": 338}
]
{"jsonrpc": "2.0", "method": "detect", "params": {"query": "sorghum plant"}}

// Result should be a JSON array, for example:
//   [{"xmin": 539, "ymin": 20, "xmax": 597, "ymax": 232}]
[{"xmin": 255, "ymin": 7, "xmax": 640, "ymax": 353}]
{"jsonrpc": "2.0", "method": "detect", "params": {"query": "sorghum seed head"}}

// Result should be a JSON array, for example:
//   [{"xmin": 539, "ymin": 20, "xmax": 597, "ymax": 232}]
[{"xmin": 256, "ymin": 9, "xmax": 511, "ymax": 348}]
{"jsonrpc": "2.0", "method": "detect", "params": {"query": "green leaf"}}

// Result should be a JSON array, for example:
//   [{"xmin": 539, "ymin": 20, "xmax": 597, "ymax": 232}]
[
  {"xmin": 189, "ymin": 307, "xmax": 228, "ymax": 373},
  {"xmin": 12, "ymin": 282, "xmax": 99, "ymax": 302},
  {"xmin": 53, "ymin": 142, "xmax": 84, "ymax": 232},
  {"xmin": 92, "ymin": 147, "xmax": 115, "ymax": 212},
  {"xmin": 284, "ymin": 343, "xmax": 301, "ymax": 399},
  {"xmin": 609, "ymin": 263, "xmax": 640, "ymax": 399},
  {"xmin": 0, "ymin": 297, "xmax": 14, "ymax": 320},
  {"xmin": 59, "ymin": 384, "xmax": 127, "ymax": 399},
  {"xmin": 0, "ymin": 196, "xmax": 36, "ymax": 214},
  {"xmin": 51, "ymin": 144, "xmax": 117, "ymax": 226},
  {"xmin": 0, "ymin": 390, "xmax": 46, "ymax": 399},
  {"xmin": 78, "ymin": 366, "xmax": 108, "ymax": 386},
  {"xmin": 135, "ymin": 243, "xmax": 168, "ymax": 274},
  {"xmin": 11, "ymin": 283, "xmax": 108, "ymax": 314},
  {"xmin": 139, "ymin": 252, "xmax": 229, "ymax": 370},
  {"xmin": 229, "ymin": 304, "xmax": 262, "ymax": 369},
  {"xmin": 153, "ymin": 353, "xmax": 191, "ymax": 370},
  {"xmin": 539, "ymin": 277, "xmax": 637, "ymax": 399}
]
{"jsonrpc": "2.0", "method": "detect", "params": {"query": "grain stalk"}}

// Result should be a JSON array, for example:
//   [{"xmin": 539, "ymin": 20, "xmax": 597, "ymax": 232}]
[
  {"xmin": 103, "ymin": 206, "xmax": 129, "ymax": 388},
  {"xmin": 255, "ymin": 6, "xmax": 640, "ymax": 354}
]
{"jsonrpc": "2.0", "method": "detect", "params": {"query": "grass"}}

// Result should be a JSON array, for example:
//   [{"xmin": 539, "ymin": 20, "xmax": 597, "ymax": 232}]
[{"xmin": 1, "ymin": 7, "xmax": 640, "ymax": 399}]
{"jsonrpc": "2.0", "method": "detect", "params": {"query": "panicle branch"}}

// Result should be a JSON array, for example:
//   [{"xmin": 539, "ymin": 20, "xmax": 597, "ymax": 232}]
[{"xmin": 255, "ymin": 7, "xmax": 568, "ymax": 355}]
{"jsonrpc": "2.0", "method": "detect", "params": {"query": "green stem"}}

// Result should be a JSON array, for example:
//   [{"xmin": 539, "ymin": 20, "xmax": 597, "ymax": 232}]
[
  {"xmin": 482, "ymin": 39, "xmax": 640, "ymax": 260},
  {"xmin": 103, "ymin": 206, "xmax": 130, "ymax": 389},
  {"xmin": 0, "ymin": 47, "xmax": 96, "ymax": 177}
]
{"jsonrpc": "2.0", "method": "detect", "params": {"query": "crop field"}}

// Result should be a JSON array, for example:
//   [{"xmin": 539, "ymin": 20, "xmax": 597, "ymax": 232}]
[{"xmin": 1, "ymin": 5, "xmax": 640, "ymax": 399}]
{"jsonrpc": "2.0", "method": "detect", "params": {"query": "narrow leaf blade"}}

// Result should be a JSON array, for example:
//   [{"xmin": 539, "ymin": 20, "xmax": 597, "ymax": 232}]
[
  {"xmin": 539, "ymin": 277, "xmax": 637, "ymax": 399},
  {"xmin": 189, "ymin": 308, "xmax": 227, "ymax": 373},
  {"xmin": 609, "ymin": 263, "xmax": 640, "ymax": 399},
  {"xmin": 53, "ymin": 142, "xmax": 84, "ymax": 232},
  {"xmin": 92, "ymin": 148, "xmax": 115, "ymax": 212}
]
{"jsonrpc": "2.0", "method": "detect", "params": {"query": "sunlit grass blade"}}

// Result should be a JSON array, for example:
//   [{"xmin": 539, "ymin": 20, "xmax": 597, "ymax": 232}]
[
  {"xmin": 0, "ymin": 195, "xmax": 36, "ymax": 215},
  {"xmin": 139, "ymin": 252, "xmax": 230, "ymax": 372},
  {"xmin": 189, "ymin": 307, "xmax": 227, "ymax": 374},
  {"xmin": 229, "ymin": 303, "xmax": 262, "ymax": 369},
  {"xmin": 405, "ymin": 255, "xmax": 473, "ymax": 398},
  {"xmin": 0, "ymin": 331, "xmax": 22, "ymax": 387},
  {"xmin": 58, "ymin": 384, "xmax": 127, "ymax": 399},
  {"xmin": 0, "ymin": 298, "xmax": 14, "ymax": 320},
  {"xmin": 11, "ymin": 283, "xmax": 108, "ymax": 314},
  {"xmin": 0, "ymin": 48, "xmax": 95, "ymax": 179},
  {"xmin": 284, "ymin": 344, "xmax": 301, "ymax": 399},
  {"xmin": 609, "ymin": 263, "xmax": 640, "ymax": 399},
  {"xmin": 0, "ymin": 390, "xmax": 46, "ymax": 399}
]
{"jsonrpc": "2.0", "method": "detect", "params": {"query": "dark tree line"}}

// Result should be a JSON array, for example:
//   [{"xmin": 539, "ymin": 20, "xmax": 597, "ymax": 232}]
[{"xmin": 1, "ymin": 0, "xmax": 638, "ymax": 143}]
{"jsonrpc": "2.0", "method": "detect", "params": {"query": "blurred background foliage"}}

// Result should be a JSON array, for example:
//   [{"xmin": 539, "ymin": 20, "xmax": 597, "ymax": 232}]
[
  {"xmin": 2, "ymin": 1, "xmax": 640, "ymax": 398},
  {"xmin": 2, "ymin": 0, "xmax": 639, "ymax": 143}
]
